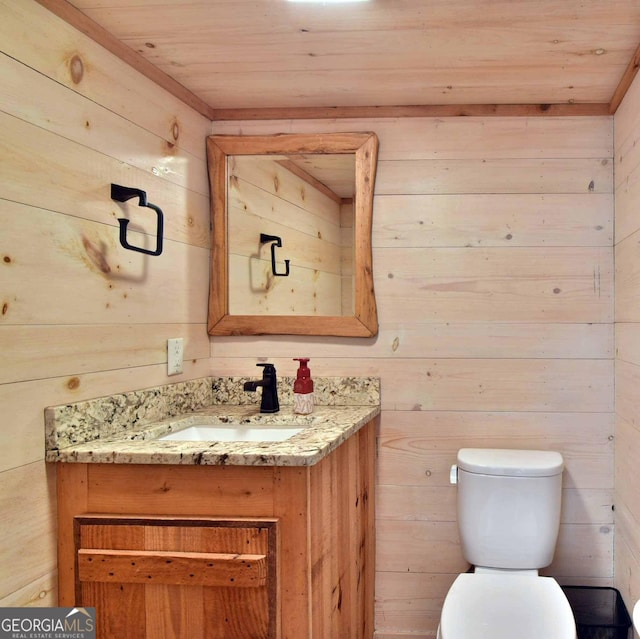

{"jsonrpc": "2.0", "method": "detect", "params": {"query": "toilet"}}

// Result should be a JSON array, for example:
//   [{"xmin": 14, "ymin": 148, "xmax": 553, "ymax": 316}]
[{"xmin": 437, "ymin": 448, "xmax": 576, "ymax": 638}]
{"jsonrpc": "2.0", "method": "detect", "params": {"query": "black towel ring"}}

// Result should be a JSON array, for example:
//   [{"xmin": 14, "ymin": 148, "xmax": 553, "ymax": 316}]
[{"xmin": 111, "ymin": 184, "xmax": 164, "ymax": 256}]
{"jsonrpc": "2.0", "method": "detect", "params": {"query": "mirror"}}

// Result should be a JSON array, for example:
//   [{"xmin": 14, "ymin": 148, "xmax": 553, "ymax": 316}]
[{"xmin": 206, "ymin": 132, "xmax": 379, "ymax": 337}]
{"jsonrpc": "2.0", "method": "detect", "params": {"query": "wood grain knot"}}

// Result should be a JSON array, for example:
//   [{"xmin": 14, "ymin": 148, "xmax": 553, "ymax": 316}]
[
  {"xmin": 82, "ymin": 236, "xmax": 111, "ymax": 274},
  {"xmin": 69, "ymin": 54, "xmax": 84, "ymax": 84}
]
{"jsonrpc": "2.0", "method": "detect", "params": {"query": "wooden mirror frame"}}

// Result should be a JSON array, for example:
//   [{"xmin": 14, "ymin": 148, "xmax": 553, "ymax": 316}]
[{"xmin": 206, "ymin": 132, "xmax": 379, "ymax": 337}]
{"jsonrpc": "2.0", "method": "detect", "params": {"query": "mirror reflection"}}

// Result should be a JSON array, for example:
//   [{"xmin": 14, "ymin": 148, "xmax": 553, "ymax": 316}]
[{"xmin": 227, "ymin": 153, "xmax": 356, "ymax": 316}]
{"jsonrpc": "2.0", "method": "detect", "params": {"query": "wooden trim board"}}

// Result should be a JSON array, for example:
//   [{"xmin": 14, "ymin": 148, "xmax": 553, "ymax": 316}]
[{"xmin": 210, "ymin": 103, "xmax": 612, "ymax": 121}]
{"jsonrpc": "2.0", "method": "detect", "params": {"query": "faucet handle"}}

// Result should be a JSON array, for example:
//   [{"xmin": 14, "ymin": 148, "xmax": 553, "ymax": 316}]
[{"xmin": 256, "ymin": 363, "xmax": 276, "ymax": 374}]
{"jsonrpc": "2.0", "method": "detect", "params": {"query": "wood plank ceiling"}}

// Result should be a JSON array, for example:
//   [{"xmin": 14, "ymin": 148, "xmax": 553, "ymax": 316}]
[{"xmin": 38, "ymin": 0, "xmax": 640, "ymax": 119}]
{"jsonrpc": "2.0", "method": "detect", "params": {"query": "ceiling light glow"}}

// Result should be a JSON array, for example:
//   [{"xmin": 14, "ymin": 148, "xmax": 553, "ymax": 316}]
[{"xmin": 288, "ymin": 0, "xmax": 369, "ymax": 3}]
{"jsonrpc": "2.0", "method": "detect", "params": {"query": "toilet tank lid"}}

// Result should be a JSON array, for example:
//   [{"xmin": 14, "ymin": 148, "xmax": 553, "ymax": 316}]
[{"xmin": 457, "ymin": 448, "xmax": 564, "ymax": 477}]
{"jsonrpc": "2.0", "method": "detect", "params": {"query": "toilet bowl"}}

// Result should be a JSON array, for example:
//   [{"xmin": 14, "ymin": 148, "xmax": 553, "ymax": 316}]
[
  {"xmin": 437, "ymin": 573, "xmax": 576, "ymax": 639},
  {"xmin": 437, "ymin": 449, "xmax": 576, "ymax": 638}
]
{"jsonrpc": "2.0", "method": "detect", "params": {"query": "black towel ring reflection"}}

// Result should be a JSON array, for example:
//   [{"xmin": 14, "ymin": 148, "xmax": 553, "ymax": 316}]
[
  {"xmin": 260, "ymin": 233, "xmax": 290, "ymax": 277},
  {"xmin": 111, "ymin": 184, "xmax": 164, "ymax": 256}
]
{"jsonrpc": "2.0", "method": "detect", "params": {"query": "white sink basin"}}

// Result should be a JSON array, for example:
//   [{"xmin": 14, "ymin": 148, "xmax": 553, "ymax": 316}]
[{"xmin": 159, "ymin": 424, "xmax": 304, "ymax": 442}]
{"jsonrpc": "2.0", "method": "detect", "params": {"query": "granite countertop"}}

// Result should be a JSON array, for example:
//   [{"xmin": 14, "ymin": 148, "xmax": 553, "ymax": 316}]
[{"xmin": 45, "ymin": 376, "xmax": 380, "ymax": 467}]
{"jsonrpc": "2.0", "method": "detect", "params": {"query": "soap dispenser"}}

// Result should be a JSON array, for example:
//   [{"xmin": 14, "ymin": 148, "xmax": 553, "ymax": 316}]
[{"xmin": 293, "ymin": 358, "xmax": 314, "ymax": 415}]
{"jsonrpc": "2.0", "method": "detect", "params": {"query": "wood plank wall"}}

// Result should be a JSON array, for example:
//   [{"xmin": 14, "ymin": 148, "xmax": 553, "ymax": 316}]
[
  {"xmin": 613, "ymin": 69, "xmax": 640, "ymax": 620},
  {"xmin": 0, "ymin": 0, "xmax": 211, "ymax": 606},
  {"xmin": 211, "ymin": 117, "xmax": 615, "ymax": 637}
]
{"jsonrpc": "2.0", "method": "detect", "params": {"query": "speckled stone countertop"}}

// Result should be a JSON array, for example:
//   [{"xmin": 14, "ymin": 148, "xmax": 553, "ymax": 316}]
[{"xmin": 45, "ymin": 376, "xmax": 380, "ymax": 467}]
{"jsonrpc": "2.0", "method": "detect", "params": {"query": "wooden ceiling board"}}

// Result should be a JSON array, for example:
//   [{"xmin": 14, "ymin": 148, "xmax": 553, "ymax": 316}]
[
  {"xmin": 44, "ymin": 0, "xmax": 640, "ymax": 114},
  {"xmin": 66, "ymin": 0, "xmax": 640, "ymax": 31},
  {"xmin": 187, "ymin": 65, "xmax": 627, "ymax": 108}
]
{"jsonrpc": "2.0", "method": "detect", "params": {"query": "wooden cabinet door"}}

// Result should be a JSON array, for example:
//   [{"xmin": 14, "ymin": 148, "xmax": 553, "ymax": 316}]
[{"xmin": 74, "ymin": 516, "xmax": 279, "ymax": 639}]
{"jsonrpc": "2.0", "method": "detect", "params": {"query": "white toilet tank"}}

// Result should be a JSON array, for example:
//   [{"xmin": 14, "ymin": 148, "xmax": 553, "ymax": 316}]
[{"xmin": 455, "ymin": 448, "xmax": 564, "ymax": 570}]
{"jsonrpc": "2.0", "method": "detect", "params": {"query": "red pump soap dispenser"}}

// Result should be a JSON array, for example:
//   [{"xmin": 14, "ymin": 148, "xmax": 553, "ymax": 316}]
[{"xmin": 293, "ymin": 358, "xmax": 314, "ymax": 415}]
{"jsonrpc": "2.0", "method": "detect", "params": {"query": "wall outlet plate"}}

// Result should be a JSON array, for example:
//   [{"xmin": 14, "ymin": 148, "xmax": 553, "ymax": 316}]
[{"xmin": 167, "ymin": 338, "xmax": 184, "ymax": 375}]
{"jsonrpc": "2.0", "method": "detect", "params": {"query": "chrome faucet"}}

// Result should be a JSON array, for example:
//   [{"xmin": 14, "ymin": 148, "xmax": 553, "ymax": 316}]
[{"xmin": 243, "ymin": 363, "xmax": 279, "ymax": 413}]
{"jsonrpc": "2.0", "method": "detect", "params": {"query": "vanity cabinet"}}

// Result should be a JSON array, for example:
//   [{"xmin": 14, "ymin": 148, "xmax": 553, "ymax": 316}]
[{"xmin": 56, "ymin": 419, "xmax": 375, "ymax": 639}]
